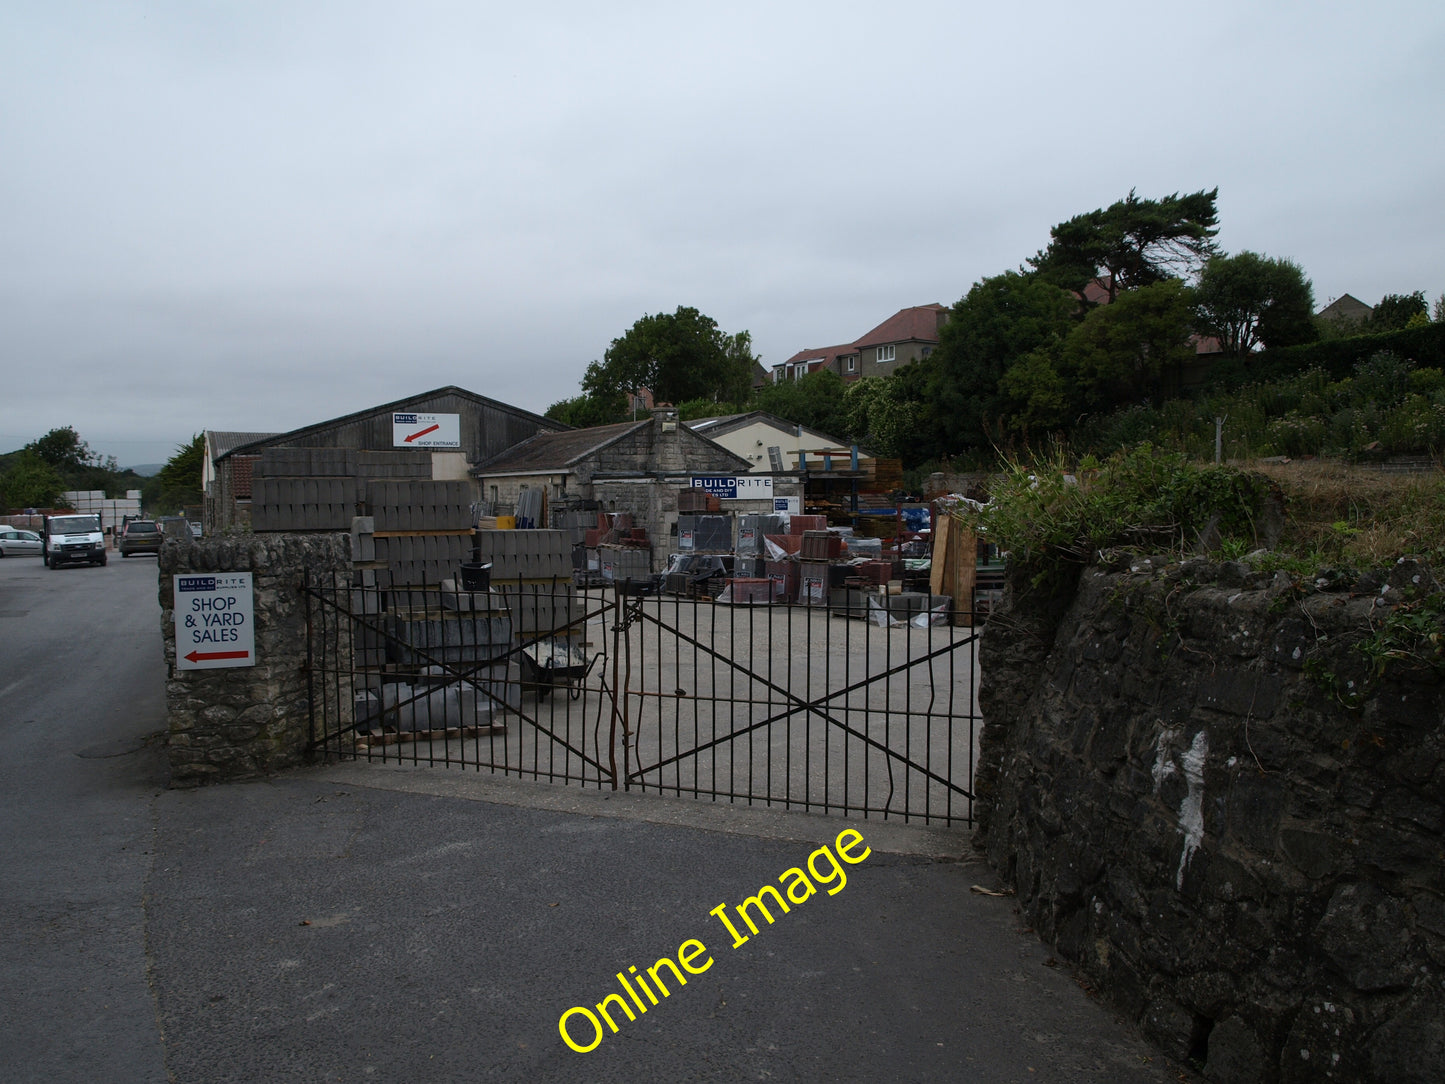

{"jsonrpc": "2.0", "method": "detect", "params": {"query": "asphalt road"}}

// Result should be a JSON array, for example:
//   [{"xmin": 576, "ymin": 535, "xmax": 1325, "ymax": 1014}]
[{"xmin": 0, "ymin": 551, "xmax": 1194, "ymax": 1083}]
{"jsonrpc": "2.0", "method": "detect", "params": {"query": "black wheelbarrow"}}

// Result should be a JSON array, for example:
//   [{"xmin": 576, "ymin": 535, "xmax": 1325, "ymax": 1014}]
[{"xmin": 518, "ymin": 637, "xmax": 601, "ymax": 700}]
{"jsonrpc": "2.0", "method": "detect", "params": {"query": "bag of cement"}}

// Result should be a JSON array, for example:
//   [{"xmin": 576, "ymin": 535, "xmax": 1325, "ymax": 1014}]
[
  {"xmin": 866, "ymin": 596, "xmax": 902, "ymax": 628},
  {"xmin": 911, "ymin": 602, "xmax": 950, "ymax": 628},
  {"xmin": 382, "ymin": 682, "xmax": 455, "ymax": 731}
]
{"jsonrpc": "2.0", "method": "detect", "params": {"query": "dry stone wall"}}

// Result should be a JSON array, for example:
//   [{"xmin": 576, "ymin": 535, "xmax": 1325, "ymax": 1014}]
[
  {"xmin": 975, "ymin": 557, "xmax": 1444, "ymax": 1083},
  {"xmin": 159, "ymin": 533, "xmax": 351, "ymax": 786}
]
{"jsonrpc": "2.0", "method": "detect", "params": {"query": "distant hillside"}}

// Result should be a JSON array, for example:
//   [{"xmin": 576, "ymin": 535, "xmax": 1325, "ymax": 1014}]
[{"xmin": 125, "ymin": 463, "xmax": 163, "ymax": 477}]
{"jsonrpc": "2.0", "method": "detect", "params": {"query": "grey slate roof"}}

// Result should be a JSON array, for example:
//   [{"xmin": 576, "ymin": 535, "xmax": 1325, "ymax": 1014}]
[{"xmin": 472, "ymin": 420, "xmax": 650, "ymax": 474}]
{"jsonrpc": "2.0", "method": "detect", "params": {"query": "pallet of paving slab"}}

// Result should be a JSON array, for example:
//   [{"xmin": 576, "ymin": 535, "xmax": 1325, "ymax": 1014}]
[{"xmin": 354, "ymin": 723, "xmax": 507, "ymax": 749}]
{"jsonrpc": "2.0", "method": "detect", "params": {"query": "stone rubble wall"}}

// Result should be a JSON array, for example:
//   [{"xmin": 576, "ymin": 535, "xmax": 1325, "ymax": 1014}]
[
  {"xmin": 159, "ymin": 534, "xmax": 352, "ymax": 786},
  {"xmin": 975, "ymin": 557, "xmax": 1444, "ymax": 1083}
]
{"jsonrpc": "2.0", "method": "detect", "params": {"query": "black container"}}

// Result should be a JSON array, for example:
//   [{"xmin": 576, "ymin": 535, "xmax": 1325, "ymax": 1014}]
[{"xmin": 459, "ymin": 562, "xmax": 492, "ymax": 591}]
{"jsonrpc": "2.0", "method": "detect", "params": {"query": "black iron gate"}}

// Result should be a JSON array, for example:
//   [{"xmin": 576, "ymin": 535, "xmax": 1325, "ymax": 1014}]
[{"xmin": 304, "ymin": 574, "xmax": 981, "ymax": 825}]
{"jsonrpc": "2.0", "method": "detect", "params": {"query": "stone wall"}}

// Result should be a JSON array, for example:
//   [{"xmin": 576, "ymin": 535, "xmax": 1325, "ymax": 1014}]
[
  {"xmin": 975, "ymin": 557, "xmax": 1444, "ymax": 1083},
  {"xmin": 159, "ymin": 534, "xmax": 352, "ymax": 786}
]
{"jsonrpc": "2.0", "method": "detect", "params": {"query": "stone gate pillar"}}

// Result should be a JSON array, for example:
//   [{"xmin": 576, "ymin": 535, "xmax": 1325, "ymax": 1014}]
[{"xmin": 158, "ymin": 533, "xmax": 351, "ymax": 786}]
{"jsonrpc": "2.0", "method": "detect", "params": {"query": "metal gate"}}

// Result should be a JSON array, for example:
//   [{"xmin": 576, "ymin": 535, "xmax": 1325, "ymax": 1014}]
[{"xmin": 304, "ymin": 574, "xmax": 981, "ymax": 825}]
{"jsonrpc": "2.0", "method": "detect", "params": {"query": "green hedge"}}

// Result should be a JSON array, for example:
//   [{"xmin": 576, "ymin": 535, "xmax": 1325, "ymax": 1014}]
[{"xmin": 1204, "ymin": 322, "xmax": 1445, "ymax": 390}]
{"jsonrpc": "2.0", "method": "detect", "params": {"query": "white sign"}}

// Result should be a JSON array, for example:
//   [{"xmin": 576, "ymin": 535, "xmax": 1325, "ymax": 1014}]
[
  {"xmin": 392, "ymin": 412, "xmax": 461, "ymax": 449},
  {"xmin": 733, "ymin": 476, "xmax": 774, "ymax": 500},
  {"xmin": 174, "ymin": 573, "xmax": 256, "ymax": 670}
]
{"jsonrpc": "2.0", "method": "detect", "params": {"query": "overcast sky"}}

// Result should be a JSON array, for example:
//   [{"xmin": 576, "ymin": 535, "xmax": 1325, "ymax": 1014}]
[{"xmin": 3, "ymin": 1, "xmax": 1442, "ymax": 468}]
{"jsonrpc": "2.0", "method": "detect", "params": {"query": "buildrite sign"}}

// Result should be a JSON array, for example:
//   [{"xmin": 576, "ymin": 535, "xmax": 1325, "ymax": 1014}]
[
  {"xmin": 174, "ymin": 573, "xmax": 255, "ymax": 670},
  {"xmin": 392, "ymin": 412, "xmax": 461, "ymax": 449},
  {"xmin": 690, "ymin": 475, "xmax": 774, "ymax": 500}
]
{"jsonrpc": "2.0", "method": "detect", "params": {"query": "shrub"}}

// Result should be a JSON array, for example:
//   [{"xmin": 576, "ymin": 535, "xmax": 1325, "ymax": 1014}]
[{"xmin": 958, "ymin": 445, "xmax": 1271, "ymax": 583}]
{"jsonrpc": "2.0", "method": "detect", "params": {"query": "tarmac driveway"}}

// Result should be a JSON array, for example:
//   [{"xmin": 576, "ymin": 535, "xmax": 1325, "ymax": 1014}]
[{"xmin": 0, "ymin": 555, "xmax": 1192, "ymax": 1083}]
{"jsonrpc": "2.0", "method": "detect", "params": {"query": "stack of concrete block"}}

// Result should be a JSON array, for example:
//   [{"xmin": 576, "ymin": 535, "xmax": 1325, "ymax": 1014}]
[
  {"xmin": 353, "ymin": 621, "xmax": 388, "ymax": 668},
  {"xmin": 475, "ymin": 529, "xmax": 571, "ymax": 580},
  {"xmin": 251, "ymin": 477, "xmax": 358, "ymax": 531},
  {"xmin": 254, "ymin": 447, "xmax": 358, "ymax": 478},
  {"xmin": 383, "ymin": 608, "xmax": 514, "ymax": 665},
  {"xmin": 365, "ymin": 480, "xmax": 472, "ymax": 531},
  {"xmin": 475, "ymin": 530, "xmax": 585, "ymax": 634},
  {"xmin": 371, "ymin": 534, "xmax": 474, "ymax": 586},
  {"xmin": 599, "ymin": 546, "xmax": 652, "ymax": 583},
  {"xmin": 357, "ymin": 449, "xmax": 431, "ymax": 478},
  {"xmin": 551, "ymin": 508, "xmax": 598, "ymax": 545},
  {"xmin": 351, "ymin": 516, "xmax": 376, "ymax": 562},
  {"xmin": 503, "ymin": 585, "xmax": 587, "ymax": 636}
]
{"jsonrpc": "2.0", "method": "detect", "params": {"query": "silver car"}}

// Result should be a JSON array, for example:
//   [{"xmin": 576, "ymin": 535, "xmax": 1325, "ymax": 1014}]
[{"xmin": 0, "ymin": 527, "xmax": 43, "ymax": 557}]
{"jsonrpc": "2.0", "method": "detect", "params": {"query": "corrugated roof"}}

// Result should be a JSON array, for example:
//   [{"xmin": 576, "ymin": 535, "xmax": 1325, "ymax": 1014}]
[
  {"xmin": 472, "ymin": 420, "xmax": 649, "ymax": 474},
  {"xmin": 207, "ymin": 431, "xmax": 280, "ymax": 459},
  {"xmin": 215, "ymin": 385, "xmax": 565, "ymax": 461}
]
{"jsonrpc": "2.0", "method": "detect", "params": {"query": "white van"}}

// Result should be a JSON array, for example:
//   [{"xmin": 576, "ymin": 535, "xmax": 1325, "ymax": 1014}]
[{"xmin": 42, "ymin": 513, "xmax": 107, "ymax": 569}]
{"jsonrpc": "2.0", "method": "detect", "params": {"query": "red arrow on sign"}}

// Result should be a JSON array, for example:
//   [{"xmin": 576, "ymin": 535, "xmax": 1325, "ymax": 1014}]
[
  {"xmin": 185, "ymin": 649, "xmax": 251, "ymax": 663},
  {"xmin": 404, "ymin": 423, "xmax": 440, "ymax": 443}
]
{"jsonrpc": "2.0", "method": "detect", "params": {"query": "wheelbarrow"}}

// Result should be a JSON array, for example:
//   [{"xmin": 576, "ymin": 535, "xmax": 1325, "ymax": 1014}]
[{"xmin": 518, "ymin": 637, "xmax": 601, "ymax": 700}]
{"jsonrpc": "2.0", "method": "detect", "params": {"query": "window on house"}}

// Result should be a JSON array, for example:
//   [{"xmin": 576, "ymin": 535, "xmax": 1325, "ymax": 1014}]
[
  {"xmin": 845, "ymin": 356, "xmax": 855, "ymax": 373},
  {"xmin": 877, "ymin": 344, "xmax": 896, "ymax": 364},
  {"xmin": 921, "ymin": 346, "xmax": 933, "ymax": 358}
]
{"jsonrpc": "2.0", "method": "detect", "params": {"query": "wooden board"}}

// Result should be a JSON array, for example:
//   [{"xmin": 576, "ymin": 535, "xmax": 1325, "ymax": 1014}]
[{"xmin": 930, "ymin": 514, "xmax": 977, "ymax": 627}]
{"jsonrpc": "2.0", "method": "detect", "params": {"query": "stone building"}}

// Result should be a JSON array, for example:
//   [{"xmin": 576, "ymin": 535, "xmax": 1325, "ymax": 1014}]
[{"xmin": 473, "ymin": 407, "xmax": 802, "ymax": 570}]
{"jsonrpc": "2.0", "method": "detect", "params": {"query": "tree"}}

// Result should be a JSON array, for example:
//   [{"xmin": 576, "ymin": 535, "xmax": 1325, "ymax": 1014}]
[
  {"xmin": 0, "ymin": 450, "xmax": 68, "ymax": 510},
  {"xmin": 155, "ymin": 434, "xmax": 205, "ymax": 513},
  {"xmin": 1194, "ymin": 251, "xmax": 1317, "ymax": 356},
  {"xmin": 749, "ymin": 369, "xmax": 849, "ymax": 438},
  {"xmin": 582, "ymin": 307, "xmax": 757, "ymax": 408},
  {"xmin": 1030, "ymin": 188, "xmax": 1220, "ymax": 301},
  {"xmin": 26, "ymin": 426, "xmax": 98, "ymax": 474},
  {"xmin": 1370, "ymin": 291, "xmax": 1428, "ymax": 332},
  {"xmin": 545, "ymin": 392, "xmax": 627, "ymax": 428},
  {"xmin": 842, "ymin": 374, "xmax": 928, "ymax": 460},
  {"xmin": 1058, "ymin": 278, "xmax": 1198, "ymax": 408},
  {"xmin": 996, "ymin": 349, "xmax": 1071, "ymax": 437},
  {"xmin": 923, "ymin": 271, "xmax": 1078, "ymax": 455}
]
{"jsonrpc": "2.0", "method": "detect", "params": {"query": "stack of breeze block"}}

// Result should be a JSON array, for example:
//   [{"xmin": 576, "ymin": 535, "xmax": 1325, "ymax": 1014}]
[{"xmin": 471, "ymin": 529, "xmax": 585, "ymax": 634}]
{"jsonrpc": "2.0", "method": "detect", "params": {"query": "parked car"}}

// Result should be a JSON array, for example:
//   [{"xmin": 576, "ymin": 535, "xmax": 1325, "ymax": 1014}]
[
  {"xmin": 118, "ymin": 519, "xmax": 164, "ymax": 557},
  {"xmin": 0, "ymin": 527, "xmax": 43, "ymax": 557}
]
